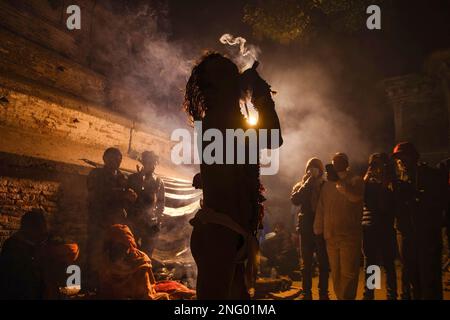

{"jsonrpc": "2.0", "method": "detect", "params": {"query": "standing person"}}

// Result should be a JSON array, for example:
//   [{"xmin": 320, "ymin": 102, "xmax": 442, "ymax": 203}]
[
  {"xmin": 86, "ymin": 147, "xmax": 137, "ymax": 291},
  {"xmin": 362, "ymin": 153, "xmax": 398, "ymax": 300},
  {"xmin": 392, "ymin": 142, "xmax": 447, "ymax": 299},
  {"xmin": 314, "ymin": 152, "xmax": 364, "ymax": 300},
  {"xmin": 128, "ymin": 150, "xmax": 165, "ymax": 258},
  {"xmin": 183, "ymin": 52, "xmax": 283, "ymax": 299},
  {"xmin": 291, "ymin": 157, "xmax": 330, "ymax": 300}
]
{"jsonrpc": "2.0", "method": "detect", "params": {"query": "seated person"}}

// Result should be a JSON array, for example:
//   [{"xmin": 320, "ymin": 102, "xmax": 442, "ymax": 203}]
[
  {"xmin": 0, "ymin": 208, "xmax": 49, "ymax": 299},
  {"xmin": 260, "ymin": 223, "xmax": 298, "ymax": 277},
  {"xmin": 98, "ymin": 224, "xmax": 169, "ymax": 300},
  {"xmin": 40, "ymin": 236, "xmax": 80, "ymax": 299}
]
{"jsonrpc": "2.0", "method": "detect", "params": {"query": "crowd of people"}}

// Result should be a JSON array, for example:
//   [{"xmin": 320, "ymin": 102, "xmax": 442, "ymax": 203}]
[
  {"xmin": 0, "ymin": 148, "xmax": 197, "ymax": 300},
  {"xmin": 85, "ymin": 148, "xmax": 166, "ymax": 297},
  {"xmin": 291, "ymin": 142, "xmax": 449, "ymax": 300}
]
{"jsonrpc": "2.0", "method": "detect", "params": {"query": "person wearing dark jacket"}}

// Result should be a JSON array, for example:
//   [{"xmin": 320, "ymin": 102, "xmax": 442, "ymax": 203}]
[
  {"xmin": 392, "ymin": 142, "xmax": 447, "ymax": 300},
  {"xmin": 291, "ymin": 158, "xmax": 329, "ymax": 300},
  {"xmin": 362, "ymin": 153, "xmax": 398, "ymax": 300},
  {"xmin": 0, "ymin": 209, "xmax": 48, "ymax": 299},
  {"xmin": 185, "ymin": 53, "xmax": 283, "ymax": 299},
  {"xmin": 128, "ymin": 150, "xmax": 165, "ymax": 258},
  {"xmin": 86, "ymin": 147, "xmax": 138, "ymax": 291}
]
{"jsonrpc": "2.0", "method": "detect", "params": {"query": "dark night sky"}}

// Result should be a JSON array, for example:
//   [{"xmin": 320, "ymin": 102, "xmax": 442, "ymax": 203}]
[{"xmin": 167, "ymin": 0, "xmax": 450, "ymax": 76}]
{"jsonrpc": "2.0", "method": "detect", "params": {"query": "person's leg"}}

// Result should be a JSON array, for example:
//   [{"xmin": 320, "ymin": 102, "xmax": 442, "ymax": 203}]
[
  {"xmin": 381, "ymin": 229, "xmax": 398, "ymax": 300},
  {"xmin": 362, "ymin": 228, "xmax": 377, "ymax": 300},
  {"xmin": 401, "ymin": 234, "xmax": 421, "ymax": 299},
  {"xmin": 300, "ymin": 232, "xmax": 314, "ymax": 299},
  {"xmin": 326, "ymin": 239, "xmax": 341, "ymax": 299},
  {"xmin": 315, "ymin": 235, "xmax": 330, "ymax": 299},
  {"xmin": 339, "ymin": 237, "xmax": 361, "ymax": 300},
  {"xmin": 229, "ymin": 262, "xmax": 250, "ymax": 300},
  {"xmin": 190, "ymin": 223, "xmax": 242, "ymax": 300},
  {"xmin": 85, "ymin": 224, "xmax": 105, "ymax": 292},
  {"xmin": 418, "ymin": 232, "xmax": 443, "ymax": 300},
  {"xmin": 397, "ymin": 230, "xmax": 411, "ymax": 299}
]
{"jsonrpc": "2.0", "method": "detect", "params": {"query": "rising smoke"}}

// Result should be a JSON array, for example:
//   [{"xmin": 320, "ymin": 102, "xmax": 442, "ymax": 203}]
[
  {"xmin": 260, "ymin": 59, "xmax": 374, "ymax": 224},
  {"xmin": 219, "ymin": 33, "xmax": 260, "ymax": 70},
  {"xmin": 90, "ymin": 0, "xmax": 192, "ymax": 133}
]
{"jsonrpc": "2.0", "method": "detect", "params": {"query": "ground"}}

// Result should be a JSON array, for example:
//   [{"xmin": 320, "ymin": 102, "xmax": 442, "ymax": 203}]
[{"xmin": 290, "ymin": 264, "xmax": 450, "ymax": 300}]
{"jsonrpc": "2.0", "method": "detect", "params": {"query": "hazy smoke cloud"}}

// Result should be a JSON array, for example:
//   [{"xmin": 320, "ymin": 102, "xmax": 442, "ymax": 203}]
[
  {"xmin": 260, "ymin": 60, "xmax": 373, "ymax": 224},
  {"xmin": 90, "ymin": 1, "xmax": 192, "ymax": 133},
  {"xmin": 271, "ymin": 63, "xmax": 371, "ymax": 180}
]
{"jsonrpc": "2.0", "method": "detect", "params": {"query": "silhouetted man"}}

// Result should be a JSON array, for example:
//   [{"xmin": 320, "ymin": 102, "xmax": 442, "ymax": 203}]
[
  {"xmin": 291, "ymin": 157, "xmax": 330, "ymax": 300},
  {"xmin": 86, "ymin": 147, "xmax": 137, "ymax": 291},
  {"xmin": 184, "ymin": 53, "xmax": 283, "ymax": 299},
  {"xmin": 392, "ymin": 142, "xmax": 446, "ymax": 299},
  {"xmin": 128, "ymin": 150, "xmax": 165, "ymax": 258},
  {"xmin": 362, "ymin": 153, "xmax": 397, "ymax": 300},
  {"xmin": 314, "ymin": 153, "xmax": 364, "ymax": 300},
  {"xmin": 0, "ymin": 209, "xmax": 48, "ymax": 299}
]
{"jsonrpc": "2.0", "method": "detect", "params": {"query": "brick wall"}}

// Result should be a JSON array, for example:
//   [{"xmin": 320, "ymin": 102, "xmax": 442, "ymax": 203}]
[{"xmin": 0, "ymin": 176, "xmax": 60, "ymax": 247}]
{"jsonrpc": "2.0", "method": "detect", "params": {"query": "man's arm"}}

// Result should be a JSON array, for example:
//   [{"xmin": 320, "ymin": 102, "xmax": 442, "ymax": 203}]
[
  {"xmin": 247, "ymin": 71, "xmax": 283, "ymax": 149},
  {"xmin": 291, "ymin": 178, "xmax": 312, "ymax": 207},
  {"xmin": 336, "ymin": 175, "xmax": 364, "ymax": 203}
]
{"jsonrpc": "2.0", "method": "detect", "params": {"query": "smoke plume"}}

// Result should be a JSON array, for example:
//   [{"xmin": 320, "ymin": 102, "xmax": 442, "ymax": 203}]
[{"xmin": 219, "ymin": 33, "xmax": 260, "ymax": 70}]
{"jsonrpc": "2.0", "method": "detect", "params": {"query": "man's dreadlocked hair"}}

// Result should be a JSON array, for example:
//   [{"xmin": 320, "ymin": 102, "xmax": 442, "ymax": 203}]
[{"xmin": 183, "ymin": 51, "xmax": 240, "ymax": 123}]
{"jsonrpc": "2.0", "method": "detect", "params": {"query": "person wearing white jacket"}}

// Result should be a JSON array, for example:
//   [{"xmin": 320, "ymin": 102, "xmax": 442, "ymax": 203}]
[{"xmin": 314, "ymin": 153, "xmax": 364, "ymax": 300}]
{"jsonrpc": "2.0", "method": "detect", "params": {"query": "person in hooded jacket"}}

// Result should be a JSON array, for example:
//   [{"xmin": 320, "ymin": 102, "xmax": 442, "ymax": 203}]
[
  {"xmin": 361, "ymin": 153, "xmax": 398, "ymax": 300},
  {"xmin": 314, "ymin": 152, "xmax": 364, "ymax": 300},
  {"xmin": 392, "ymin": 142, "xmax": 447, "ymax": 300},
  {"xmin": 291, "ymin": 157, "xmax": 330, "ymax": 300}
]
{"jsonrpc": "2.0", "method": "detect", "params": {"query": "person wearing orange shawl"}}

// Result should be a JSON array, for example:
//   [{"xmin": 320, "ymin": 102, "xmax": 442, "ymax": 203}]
[
  {"xmin": 98, "ymin": 224, "xmax": 169, "ymax": 300},
  {"xmin": 40, "ymin": 237, "xmax": 80, "ymax": 299}
]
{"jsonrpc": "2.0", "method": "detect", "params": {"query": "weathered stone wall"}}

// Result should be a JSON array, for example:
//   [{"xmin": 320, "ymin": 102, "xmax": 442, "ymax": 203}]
[
  {"xmin": 0, "ymin": 0, "xmax": 95, "ymax": 66},
  {"xmin": 0, "ymin": 176, "xmax": 60, "ymax": 247},
  {"xmin": 0, "ymin": 85, "xmax": 172, "ymax": 163}
]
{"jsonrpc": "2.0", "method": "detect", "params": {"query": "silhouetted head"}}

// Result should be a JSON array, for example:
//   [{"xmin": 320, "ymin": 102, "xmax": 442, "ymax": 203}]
[
  {"xmin": 140, "ymin": 150, "xmax": 158, "ymax": 175},
  {"xmin": 365, "ymin": 152, "xmax": 391, "ymax": 182},
  {"xmin": 305, "ymin": 157, "xmax": 324, "ymax": 178},
  {"xmin": 392, "ymin": 142, "xmax": 419, "ymax": 169},
  {"xmin": 184, "ymin": 52, "xmax": 240, "ymax": 122},
  {"xmin": 103, "ymin": 147, "xmax": 122, "ymax": 171},
  {"xmin": 20, "ymin": 208, "xmax": 48, "ymax": 243},
  {"xmin": 332, "ymin": 152, "xmax": 349, "ymax": 173},
  {"xmin": 103, "ymin": 224, "xmax": 137, "ymax": 262}
]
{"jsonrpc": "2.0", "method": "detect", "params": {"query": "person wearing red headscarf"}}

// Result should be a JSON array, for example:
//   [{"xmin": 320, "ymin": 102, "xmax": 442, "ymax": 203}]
[
  {"xmin": 98, "ymin": 224, "xmax": 168, "ymax": 300},
  {"xmin": 392, "ymin": 142, "xmax": 447, "ymax": 300}
]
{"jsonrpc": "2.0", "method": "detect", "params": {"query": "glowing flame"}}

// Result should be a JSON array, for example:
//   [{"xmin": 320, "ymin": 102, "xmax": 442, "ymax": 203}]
[
  {"xmin": 240, "ymin": 97, "xmax": 259, "ymax": 126},
  {"xmin": 248, "ymin": 116, "xmax": 258, "ymax": 126}
]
